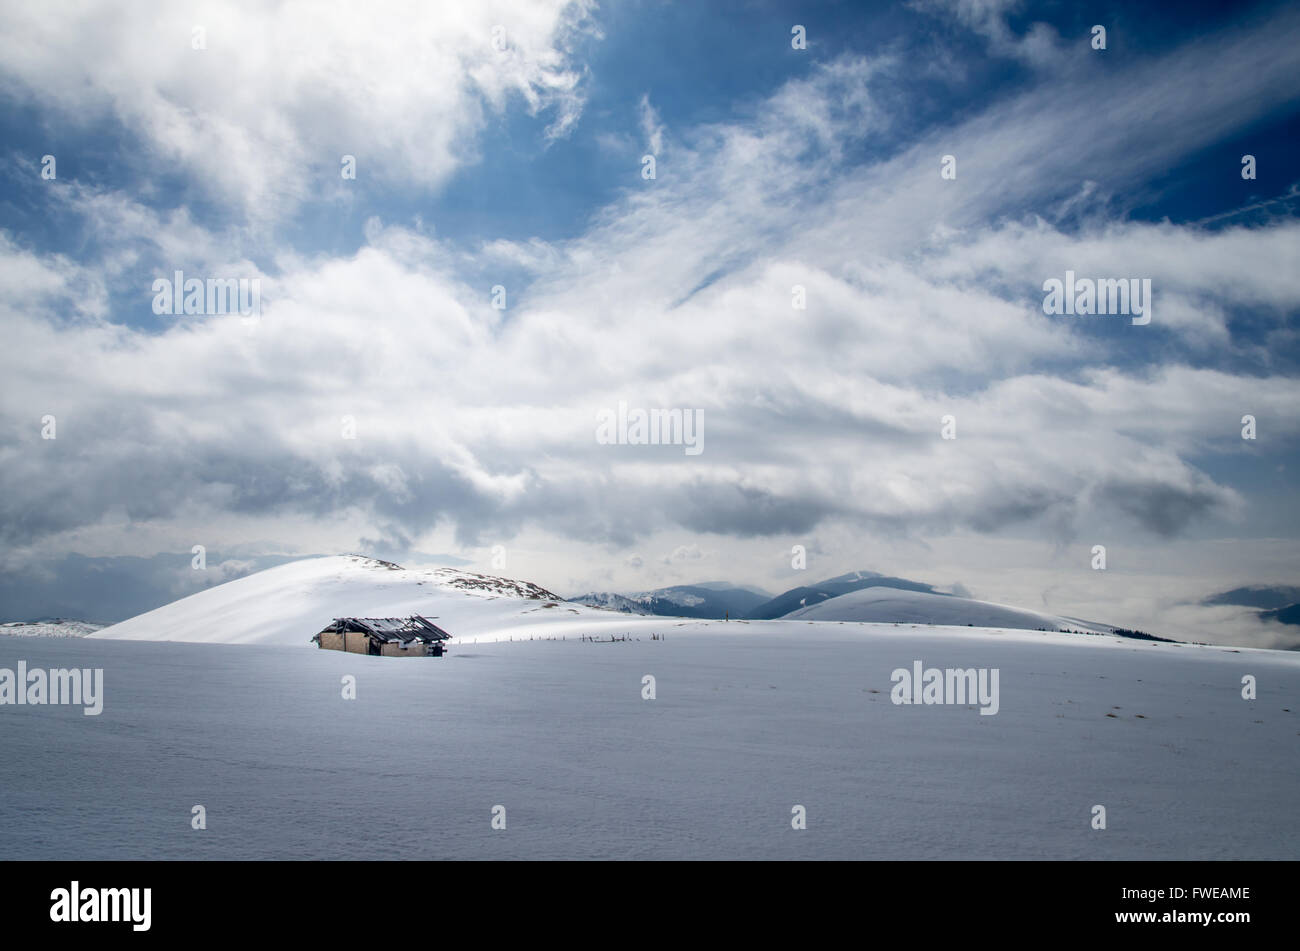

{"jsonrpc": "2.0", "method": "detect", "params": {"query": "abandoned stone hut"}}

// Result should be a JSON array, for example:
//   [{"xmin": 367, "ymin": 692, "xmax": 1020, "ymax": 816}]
[{"xmin": 313, "ymin": 616, "xmax": 452, "ymax": 657}]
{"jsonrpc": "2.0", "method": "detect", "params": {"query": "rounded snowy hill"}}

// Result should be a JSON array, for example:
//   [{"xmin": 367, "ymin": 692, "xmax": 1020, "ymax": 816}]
[
  {"xmin": 781, "ymin": 585, "xmax": 1111, "ymax": 633},
  {"xmin": 91, "ymin": 555, "xmax": 624, "ymax": 646}
]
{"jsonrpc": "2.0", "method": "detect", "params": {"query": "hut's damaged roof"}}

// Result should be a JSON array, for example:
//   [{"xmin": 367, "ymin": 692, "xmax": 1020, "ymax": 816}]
[{"xmin": 317, "ymin": 615, "xmax": 451, "ymax": 643}]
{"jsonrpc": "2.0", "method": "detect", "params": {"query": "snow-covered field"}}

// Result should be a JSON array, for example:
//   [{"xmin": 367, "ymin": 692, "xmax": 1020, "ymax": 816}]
[
  {"xmin": 2, "ymin": 625, "xmax": 1297, "ymax": 859},
  {"xmin": 1, "ymin": 555, "xmax": 1294, "ymax": 859}
]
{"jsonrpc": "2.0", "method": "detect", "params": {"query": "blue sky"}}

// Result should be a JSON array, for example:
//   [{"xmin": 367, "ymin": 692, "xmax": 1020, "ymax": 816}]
[{"xmin": 1, "ymin": 0, "xmax": 1298, "ymax": 646}]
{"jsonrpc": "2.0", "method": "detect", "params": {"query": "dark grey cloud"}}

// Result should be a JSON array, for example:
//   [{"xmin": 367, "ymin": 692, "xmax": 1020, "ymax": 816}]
[{"xmin": 0, "ymin": 552, "xmax": 299, "ymax": 623}]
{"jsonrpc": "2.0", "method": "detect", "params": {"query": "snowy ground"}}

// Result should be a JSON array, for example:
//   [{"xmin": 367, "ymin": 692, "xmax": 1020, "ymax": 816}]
[{"xmin": 3, "ymin": 619, "xmax": 1297, "ymax": 859}]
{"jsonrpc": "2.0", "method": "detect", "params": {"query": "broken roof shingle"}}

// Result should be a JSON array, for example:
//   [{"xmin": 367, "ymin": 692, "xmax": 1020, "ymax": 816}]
[{"xmin": 319, "ymin": 615, "xmax": 451, "ymax": 642}]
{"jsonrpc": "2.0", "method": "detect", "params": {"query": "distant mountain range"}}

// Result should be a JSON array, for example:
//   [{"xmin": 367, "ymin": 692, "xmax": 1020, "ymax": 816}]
[
  {"xmin": 783, "ymin": 586, "xmax": 1112, "ymax": 634},
  {"xmin": 6, "ymin": 565, "xmax": 1214, "ymax": 640},
  {"xmin": 569, "ymin": 583, "xmax": 770, "ymax": 619},
  {"xmin": 572, "ymin": 571, "xmax": 942, "ymax": 621},
  {"xmin": 745, "ymin": 571, "xmax": 941, "ymax": 619},
  {"xmin": 570, "ymin": 570, "xmax": 1137, "ymax": 635},
  {"xmin": 1205, "ymin": 585, "xmax": 1300, "ymax": 626}
]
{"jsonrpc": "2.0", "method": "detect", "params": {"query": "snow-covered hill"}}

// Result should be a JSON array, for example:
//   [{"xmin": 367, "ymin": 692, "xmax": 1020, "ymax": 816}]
[
  {"xmin": 568, "ymin": 591, "xmax": 655, "ymax": 615},
  {"xmin": 0, "ymin": 618, "xmax": 104, "ymax": 638},
  {"xmin": 782, "ymin": 585, "xmax": 1113, "ymax": 634},
  {"xmin": 747, "ymin": 570, "xmax": 941, "ymax": 619},
  {"xmin": 91, "ymin": 555, "xmax": 620, "ymax": 646}
]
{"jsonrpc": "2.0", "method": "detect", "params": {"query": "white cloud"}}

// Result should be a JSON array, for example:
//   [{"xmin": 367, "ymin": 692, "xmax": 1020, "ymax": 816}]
[
  {"xmin": 0, "ymin": 0, "xmax": 599, "ymax": 220},
  {"xmin": 638, "ymin": 93, "xmax": 664, "ymax": 155},
  {"xmin": 912, "ymin": 0, "xmax": 1065, "ymax": 66}
]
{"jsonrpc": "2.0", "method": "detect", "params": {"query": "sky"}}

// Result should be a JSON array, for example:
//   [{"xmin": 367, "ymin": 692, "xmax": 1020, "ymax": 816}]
[{"xmin": 1, "ymin": 0, "xmax": 1298, "ymax": 647}]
